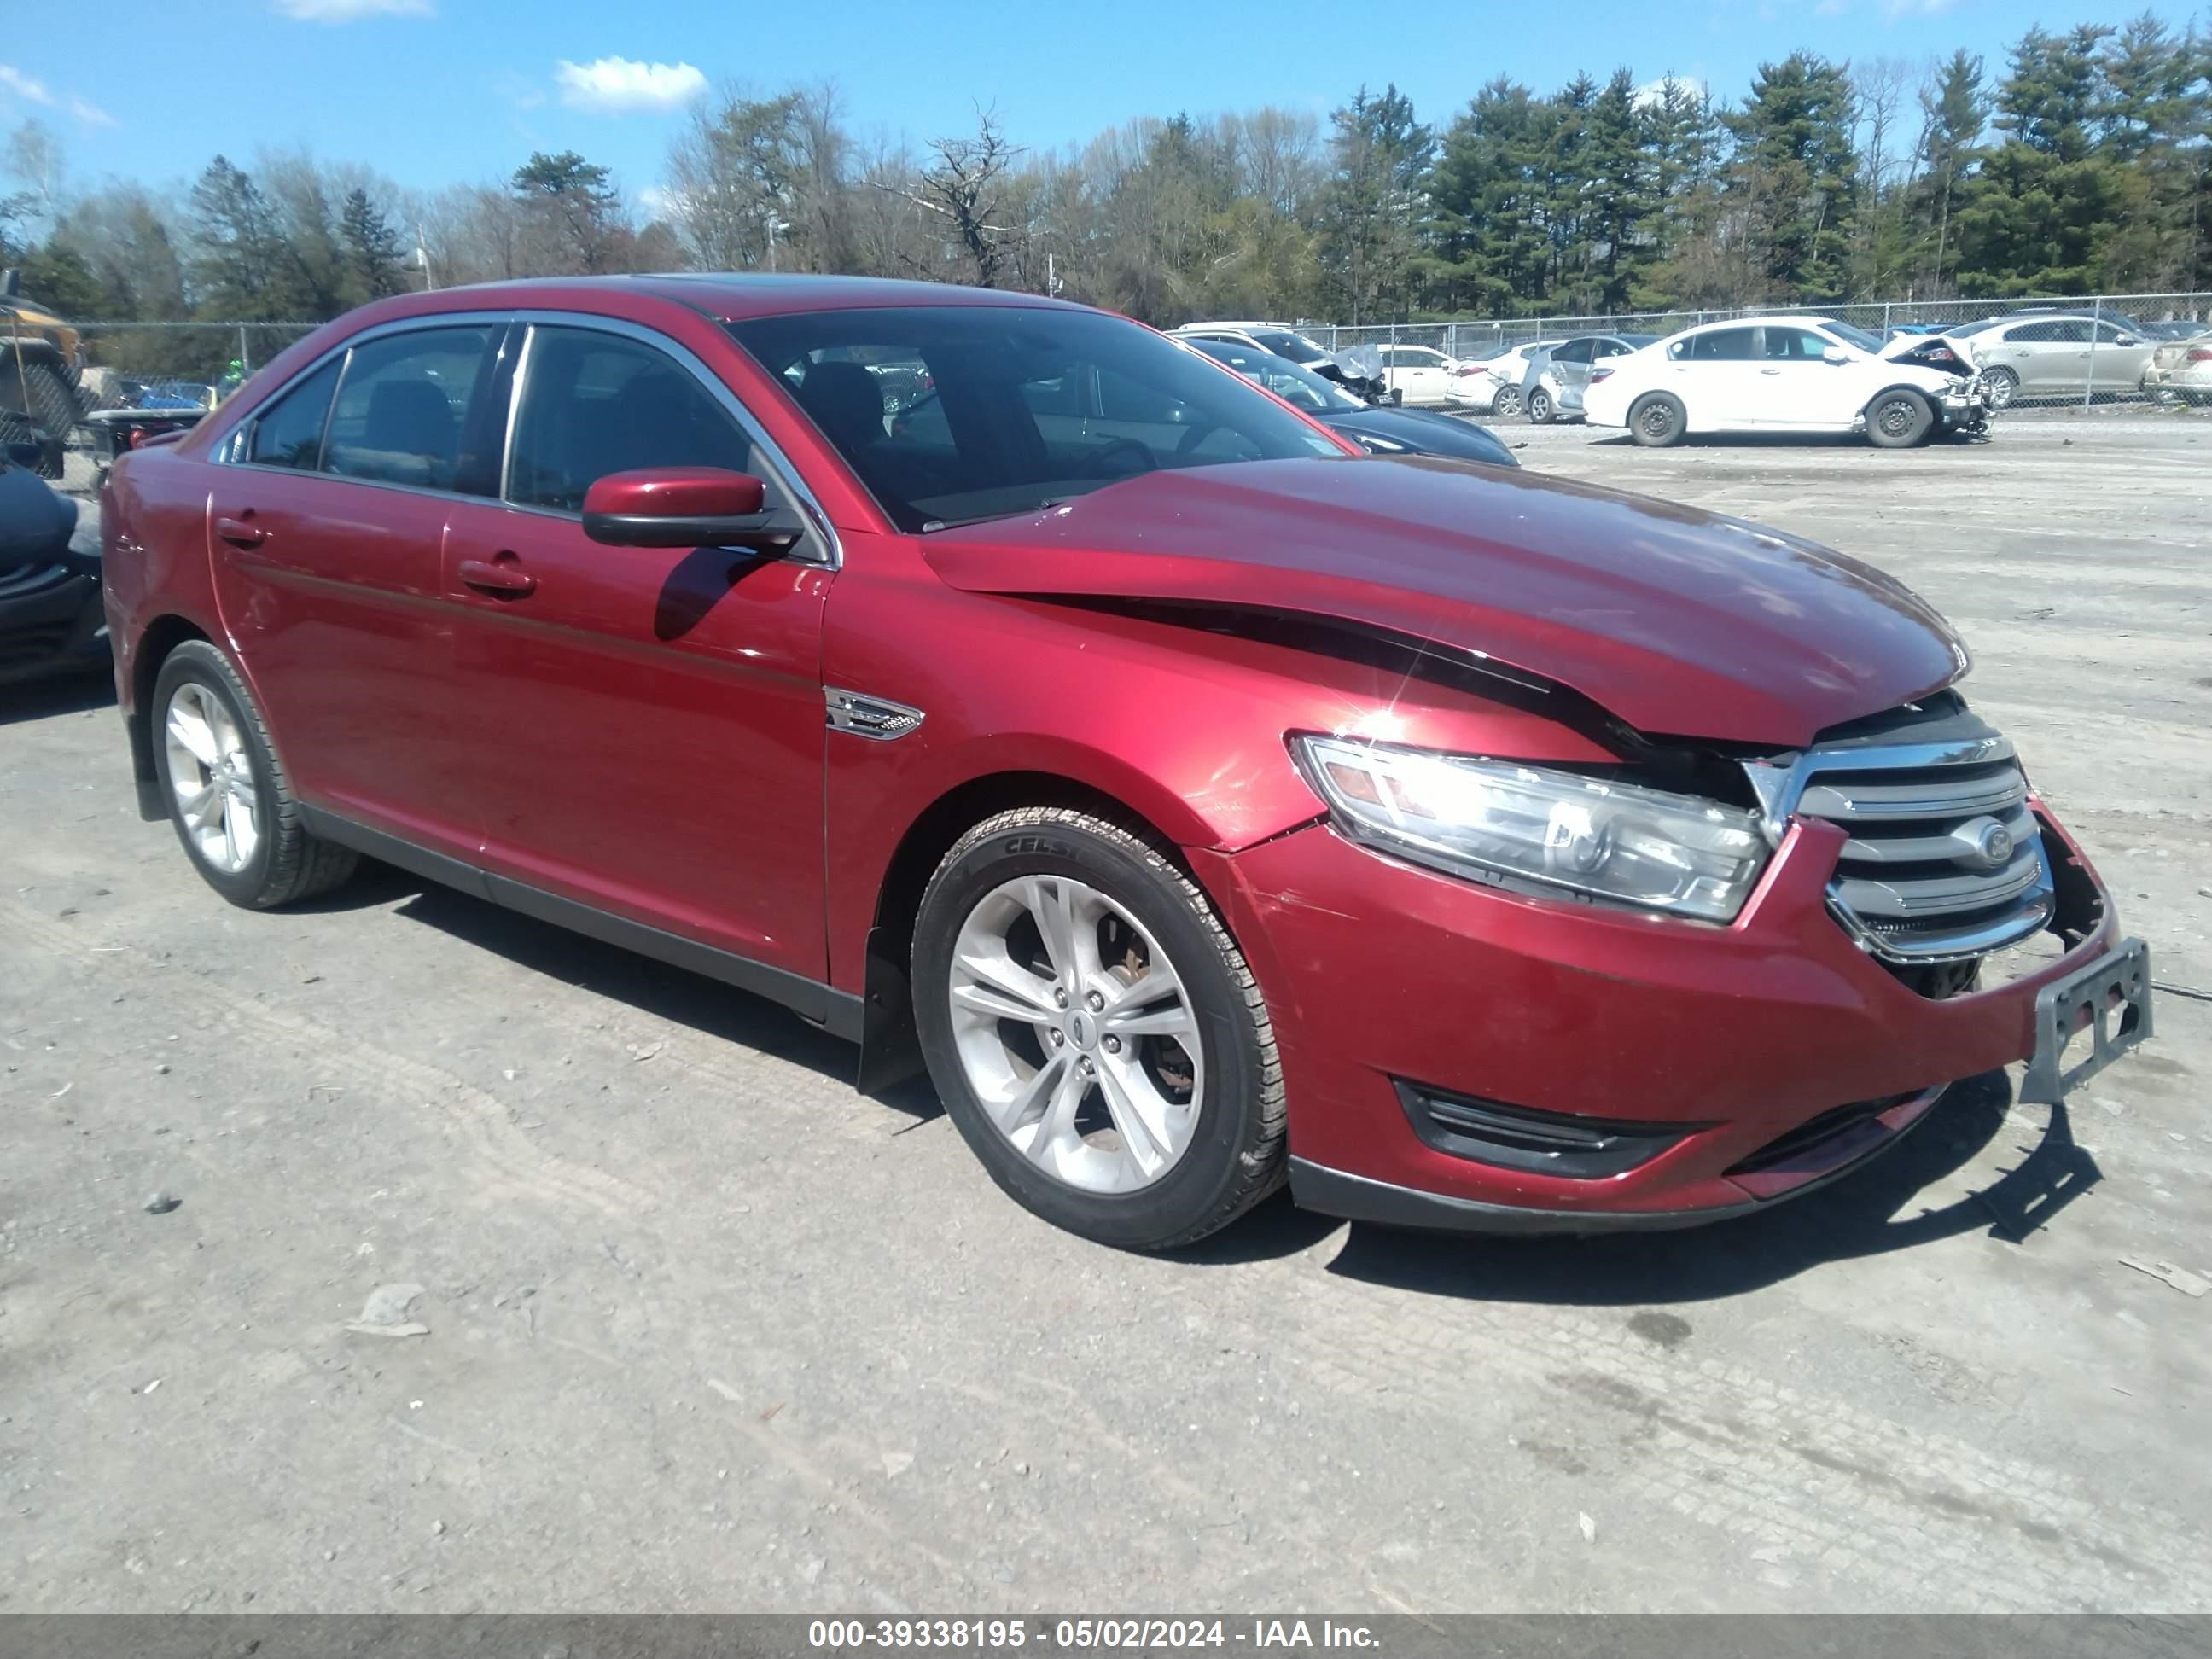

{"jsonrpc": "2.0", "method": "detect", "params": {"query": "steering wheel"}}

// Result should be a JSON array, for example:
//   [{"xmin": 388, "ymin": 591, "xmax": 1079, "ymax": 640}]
[{"xmin": 1079, "ymin": 438, "xmax": 1159, "ymax": 478}]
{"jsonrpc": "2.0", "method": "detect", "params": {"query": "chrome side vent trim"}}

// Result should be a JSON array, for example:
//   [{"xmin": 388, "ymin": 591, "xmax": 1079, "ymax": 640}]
[{"xmin": 824, "ymin": 687, "xmax": 925, "ymax": 741}]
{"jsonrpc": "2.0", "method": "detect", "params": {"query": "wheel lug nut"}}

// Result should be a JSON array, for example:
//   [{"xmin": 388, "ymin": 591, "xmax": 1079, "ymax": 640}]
[
  {"xmin": 1054, "ymin": 987, "xmax": 1069, "ymax": 1009},
  {"xmin": 1086, "ymin": 991, "xmax": 1104, "ymax": 1012},
  {"xmin": 1079, "ymin": 1057, "xmax": 1096, "ymax": 1076},
  {"xmin": 1049, "ymin": 1028, "xmax": 1065, "ymax": 1046},
  {"xmin": 1103, "ymin": 1035, "xmax": 1121, "ymax": 1054}
]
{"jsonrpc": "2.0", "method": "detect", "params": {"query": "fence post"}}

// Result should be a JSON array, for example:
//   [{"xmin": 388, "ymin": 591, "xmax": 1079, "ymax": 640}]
[
  {"xmin": 1883, "ymin": 302, "xmax": 1892, "ymax": 334},
  {"xmin": 237, "ymin": 323, "xmax": 251, "ymax": 376},
  {"xmin": 2085, "ymin": 296, "xmax": 2099, "ymax": 411}
]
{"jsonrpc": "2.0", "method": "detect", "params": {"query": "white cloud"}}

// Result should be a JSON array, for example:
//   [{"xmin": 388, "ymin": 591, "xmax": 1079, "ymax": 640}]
[
  {"xmin": 69, "ymin": 96, "xmax": 114, "ymax": 128},
  {"xmin": 272, "ymin": 0, "xmax": 434, "ymax": 21},
  {"xmin": 0, "ymin": 64, "xmax": 55, "ymax": 105},
  {"xmin": 1632, "ymin": 74, "xmax": 1708, "ymax": 112},
  {"xmin": 555, "ymin": 56, "xmax": 707, "ymax": 114},
  {"xmin": 1880, "ymin": 0, "xmax": 1957, "ymax": 16}
]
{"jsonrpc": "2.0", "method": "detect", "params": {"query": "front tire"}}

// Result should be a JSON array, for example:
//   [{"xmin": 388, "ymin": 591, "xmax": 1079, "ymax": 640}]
[
  {"xmin": 1526, "ymin": 386, "xmax": 1554, "ymax": 424},
  {"xmin": 151, "ymin": 641, "xmax": 359, "ymax": 909},
  {"xmin": 1627, "ymin": 393, "xmax": 1686, "ymax": 447},
  {"xmin": 1866, "ymin": 389, "xmax": 1935, "ymax": 448},
  {"xmin": 911, "ymin": 807, "xmax": 1285, "ymax": 1250}
]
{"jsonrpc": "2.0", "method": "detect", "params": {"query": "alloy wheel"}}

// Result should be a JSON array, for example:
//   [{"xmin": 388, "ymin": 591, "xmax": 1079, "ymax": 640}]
[
  {"xmin": 164, "ymin": 682, "xmax": 261, "ymax": 874},
  {"xmin": 946, "ymin": 874, "xmax": 1203, "ymax": 1194}
]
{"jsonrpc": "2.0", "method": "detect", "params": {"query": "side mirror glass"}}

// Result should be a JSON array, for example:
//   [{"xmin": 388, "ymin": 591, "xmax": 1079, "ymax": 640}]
[
  {"xmin": 1821, "ymin": 346, "xmax": 1850, "ymax": 365},
  {"xmin": 580, "ymin": 467, "xmax": 801, "ymax": 553}
]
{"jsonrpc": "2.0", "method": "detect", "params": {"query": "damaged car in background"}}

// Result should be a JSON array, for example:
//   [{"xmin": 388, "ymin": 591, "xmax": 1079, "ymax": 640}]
[{"xmin": 100, "ymin": 276, "xmax": 2149, "ymax": 1250}]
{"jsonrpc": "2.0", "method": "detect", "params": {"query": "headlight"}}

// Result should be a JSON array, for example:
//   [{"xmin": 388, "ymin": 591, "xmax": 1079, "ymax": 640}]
[{"xmin": 1293, "ymin": 736, "xmax": 1769, "ymax": 922}]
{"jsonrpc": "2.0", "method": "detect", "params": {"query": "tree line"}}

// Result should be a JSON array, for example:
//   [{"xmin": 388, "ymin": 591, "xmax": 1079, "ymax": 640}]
[{"xmin": 2, "ymin": 9, "xmax": 2205, "ymax": 360}]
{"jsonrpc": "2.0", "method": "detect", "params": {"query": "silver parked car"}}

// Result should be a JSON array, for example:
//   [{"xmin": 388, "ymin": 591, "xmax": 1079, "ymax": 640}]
[
  {"xmin": 1941, "ymin": 314, "xmax": 2157, "ymax": 408},
  {"xmin": 1525, "ymin": 334, "xmax": 1662, "ymax": 423}
]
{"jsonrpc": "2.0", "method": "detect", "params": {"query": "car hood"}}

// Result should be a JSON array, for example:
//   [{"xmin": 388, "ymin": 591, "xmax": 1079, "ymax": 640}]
[
  {"xmin": 1316, "ymin": 406, "xmax": 1518, "ymax": 467},
  {"xmin": 923, "ymin": 457, "xmax": 1967, "ymax": 748}
]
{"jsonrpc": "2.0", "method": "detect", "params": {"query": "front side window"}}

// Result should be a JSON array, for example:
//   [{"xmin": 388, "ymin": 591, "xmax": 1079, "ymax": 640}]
[
  {"xmin": 246, "ymin": 357, "xmax": 341, "ymax": 470},
  {"xmin": 324, "ymin": 326, "xmax": 499, "ymax": 492},
  {"xmin": 731, "ymin": 306, "xmax": 1345, "ymax": 533},
  {"xmin": 1551, "ymin": 341, "xmax": 1594, "ymax": 364},
  {"xmin": 1762, "ymin": 328, "xmax": 1831, "ymax": 361},
  {"xmin": 507, "ymin": 326, "xmax": 755, "ymax": 513},
  {"xmin": 2006, "ymin": 322, "xmax": 2061, "ymax": 344}
]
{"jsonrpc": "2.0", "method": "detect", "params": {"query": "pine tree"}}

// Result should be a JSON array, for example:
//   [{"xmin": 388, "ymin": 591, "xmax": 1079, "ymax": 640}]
[
  {"xmin": 186, "ymin": 155, "xmax": 291, "ymax": 317},
  {"xmin": 341, "ymin": 187, "xmax": 408, "ymax": 299},
  {"xmin": 1909, "ymin": 51, "xmax": 1989, "ymax": 293},
  {"xmin": 1724, "ymin": 53, "xmax": 1859, "ymax": 301}
]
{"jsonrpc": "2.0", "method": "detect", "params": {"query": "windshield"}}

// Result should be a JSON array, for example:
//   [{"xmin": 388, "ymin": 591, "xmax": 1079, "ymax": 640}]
[
  {"xmin": 1252, "ymin": 330, "xmax": 1331, "ymax": 364},
  {"xmin": 1185, "ymin": 338, "xmax": 1364, "ymax": 413},
  {"xmin": 730, "ymin": 306, "xmax": 1345, "ymax": 532},
  {"xmin": 1816, "ymin": 320, "xmax": 1889, "ymax": 353}
]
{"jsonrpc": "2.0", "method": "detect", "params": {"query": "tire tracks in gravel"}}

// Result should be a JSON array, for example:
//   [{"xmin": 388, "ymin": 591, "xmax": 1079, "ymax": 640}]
[{"xmin": 8, "ymin": 898, "xmax": 654, "ymax": 1223}]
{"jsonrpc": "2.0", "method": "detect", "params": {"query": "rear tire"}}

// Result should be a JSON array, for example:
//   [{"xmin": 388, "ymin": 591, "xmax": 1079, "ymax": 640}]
[
  {"xmin": 1981, "ymin": 365, "xmax": 2019, "ymax": 410},
  {"xmin": 1491, "ymin": 385, "xmax": 1523, "ymax": 420},
  {"xmin": 1526, "ymin": 387, "xmax": 1554, "ymax": 424},
  {"xmin": 1627, "ymin": 393, "xmax": 1686, "ymax": 448},
  {"xmin": 150, "ymin": 641, "xmax": 359, "ymax": 910},
  {"xmin": 1866, "ymin": 389, "xmax": 1934, "ymax": 449},
  {"xmin": 911, "ymin": 806, "xmax": 1285, "ymax": 1251}
]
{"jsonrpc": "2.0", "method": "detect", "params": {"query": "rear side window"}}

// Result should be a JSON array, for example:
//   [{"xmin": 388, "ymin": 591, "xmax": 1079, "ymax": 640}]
[
  {"xmin": 1685, "ymin": 328, "xmax": 1759, "ymax": 361},
  {"xmin": 246, "ymin": 358, "xmax": 340, "ymax": 470},
  {"xmin": 1551, "ymin": 341, "xmax": 1594, "ymax": 364},
  {"xmin": 507, "ymin": 326, "xmax": 756, "ymax": 513},
  {"xmin": 324, "ymin": 326, "xmax": 499, "ymax": 492}
]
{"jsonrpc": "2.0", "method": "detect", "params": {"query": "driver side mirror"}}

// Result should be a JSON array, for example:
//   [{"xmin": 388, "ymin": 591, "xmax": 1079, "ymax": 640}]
[
  {"xmin": 1821, "ymin": 346, "xmax": 1851, "ymax": 365},
  {"xmin": 2113, "ymin": 335, "xmax": 2139, "ymax": 347},
  {"xmin": 581, "ymin": 467, "xmax": 803, "ymax": 554}
]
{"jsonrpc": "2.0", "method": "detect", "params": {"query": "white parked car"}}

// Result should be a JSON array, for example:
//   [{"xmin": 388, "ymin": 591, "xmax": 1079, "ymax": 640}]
[
  {"xmin": 1580, "ymin": 316, "xmax": 1989, "ymax": 448},
  {"xmin": 1470, "ymin": 340, "xmax": 1565, "ymax": 419},
  {"xmin": 2139, "ymin": 328, "xmax": 2211, "ymax": 406},
  {"xmin": 1369, "ymin": 342, "xmax": 1463, "ymax": 407}
]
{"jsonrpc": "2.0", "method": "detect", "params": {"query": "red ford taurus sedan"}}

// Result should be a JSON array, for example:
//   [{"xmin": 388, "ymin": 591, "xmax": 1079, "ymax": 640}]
[{"xmin": 99, "ymin": 276, "xmax": 2151, "ymax": 1249}]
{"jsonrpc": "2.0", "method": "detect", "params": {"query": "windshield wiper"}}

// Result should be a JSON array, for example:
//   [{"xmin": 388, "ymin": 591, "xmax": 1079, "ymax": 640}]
[{"xmin": 919, "ymin": 498, "xmax": 1069, "ymax": 534}]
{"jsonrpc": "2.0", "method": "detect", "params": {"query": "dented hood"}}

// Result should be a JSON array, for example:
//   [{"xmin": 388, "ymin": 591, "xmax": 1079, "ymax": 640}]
[{"xmin": 922, "ymin": 457, "xmax": 1966, "ymax": 748}]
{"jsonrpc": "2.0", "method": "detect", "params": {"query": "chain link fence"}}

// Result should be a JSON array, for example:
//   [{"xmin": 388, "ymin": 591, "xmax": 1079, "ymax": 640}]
[{"xmin": 1298, "ymin": 292, "xmax": 2212, "ymax": 412}]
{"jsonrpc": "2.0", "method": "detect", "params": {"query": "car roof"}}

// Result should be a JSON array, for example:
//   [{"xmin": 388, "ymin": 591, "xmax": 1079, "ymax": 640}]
[{"xmin": 363, "ymin": 272, "xmax": 1091, "ymax": 324}]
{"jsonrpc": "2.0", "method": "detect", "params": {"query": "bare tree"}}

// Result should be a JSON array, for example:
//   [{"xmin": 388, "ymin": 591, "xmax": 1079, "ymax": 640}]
[{"xmin": 881, "ymin": 108, "xmax": 1027, "ymax": 287}]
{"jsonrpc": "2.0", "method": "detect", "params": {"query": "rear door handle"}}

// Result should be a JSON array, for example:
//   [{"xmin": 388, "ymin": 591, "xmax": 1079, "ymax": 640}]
[
  {"xmin": 457, "ymin": 556, "xmax": 536, "ymax": 597},
  {"xmin": 1760, "ymin": 368, "xmax": 1783, "ymax": 375},
  {"xmin": 215, "ymin": 515, "xmax": 266, "ymax": 549}
]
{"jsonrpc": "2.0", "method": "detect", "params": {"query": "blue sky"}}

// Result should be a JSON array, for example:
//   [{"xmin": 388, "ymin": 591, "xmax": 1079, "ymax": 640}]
[{"xmin": 2, "ymin": 0, "xmax": 2203, "ymax": 207}]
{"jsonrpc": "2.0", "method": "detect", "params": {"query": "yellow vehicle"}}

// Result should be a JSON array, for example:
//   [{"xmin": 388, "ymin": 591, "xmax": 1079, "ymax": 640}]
[{"xmin": 1, "ymin": 271, "xmax": 85, "ymax": 479}]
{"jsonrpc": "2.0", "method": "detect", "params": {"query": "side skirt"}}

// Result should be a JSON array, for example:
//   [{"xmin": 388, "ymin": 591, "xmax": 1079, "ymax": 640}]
[{"xmin": 298, "ymin": 805, "xmax": 867, "ymax": 1045}]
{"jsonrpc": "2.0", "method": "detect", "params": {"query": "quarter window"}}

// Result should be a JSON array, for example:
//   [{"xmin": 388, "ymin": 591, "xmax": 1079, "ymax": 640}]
[
  {"xmin": 246, "ymin": 358, "xmax": 341, "ymax": 470},
  {"xmin": 324, "ymin": 326, "xmax": 499, "ymax": 492},
  {"xmin": 507, "ymin": 327, "xmax": 757, "ymax": 513}
]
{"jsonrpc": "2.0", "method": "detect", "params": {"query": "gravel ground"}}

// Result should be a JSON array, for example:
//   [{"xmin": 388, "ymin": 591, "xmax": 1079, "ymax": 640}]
[{"xmin": 3, "ymin": 417, "xmax": 2208, "ymax": 1615}]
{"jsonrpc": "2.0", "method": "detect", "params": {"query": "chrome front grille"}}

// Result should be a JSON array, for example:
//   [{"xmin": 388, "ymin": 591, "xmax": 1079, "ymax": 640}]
[{"xmin": 1745, "ymin": 721, "xmax": 2055, "ymax": 964}]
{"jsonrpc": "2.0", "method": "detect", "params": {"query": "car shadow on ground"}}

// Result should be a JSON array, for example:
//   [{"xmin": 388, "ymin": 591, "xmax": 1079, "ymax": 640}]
[
  {"xmin": 313, "ymin": 859, "xmax": 946, "ymax": 1121},
  {"xmin": 2, "ymin": 669, "xmax": 114, "ymax": 725},
  {"xmin": 292, "ymin": 859, "xmax": 2102, "ymax": 1296},
  {"xmin": 1180, "ymin": 1072, "xmax": 2104, "ymax": 1301}
]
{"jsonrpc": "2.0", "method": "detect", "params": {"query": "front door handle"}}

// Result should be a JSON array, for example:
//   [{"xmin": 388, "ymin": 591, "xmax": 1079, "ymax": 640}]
[
  {"xmin": 458, "ymin": 556, "xmax": 537, "ymax": 597},
  {"xmin": 215, "ymin": 515, "xmax": 266, "ymax": 549}
]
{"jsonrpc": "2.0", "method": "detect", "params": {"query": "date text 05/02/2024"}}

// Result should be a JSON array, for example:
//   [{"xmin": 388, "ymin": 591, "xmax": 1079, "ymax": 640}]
[{"xmin": 806, "ymin": 1618, "xmax": 1382, "ymax": 1649}]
